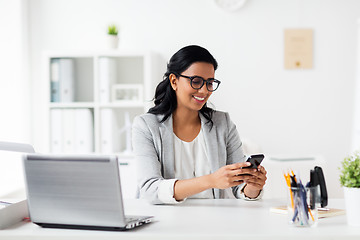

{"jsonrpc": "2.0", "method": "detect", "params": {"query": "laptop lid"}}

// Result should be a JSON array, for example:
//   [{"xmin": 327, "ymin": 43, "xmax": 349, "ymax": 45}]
[
  {"xmin": 23, "ymin": 154, "xmax": 129, "ymax": 228},
  {"xmin": 0, "ymin": 141, "xmax": 35, "ymax": 153}
]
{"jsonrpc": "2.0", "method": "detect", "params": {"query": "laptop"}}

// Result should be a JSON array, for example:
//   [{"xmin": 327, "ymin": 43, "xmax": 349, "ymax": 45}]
[{"xmin": 22, "ymin": 153, "xmax": 153, "ymax": 230}]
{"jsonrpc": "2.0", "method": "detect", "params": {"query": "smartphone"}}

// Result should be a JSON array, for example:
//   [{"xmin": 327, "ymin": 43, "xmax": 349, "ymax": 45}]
[{"xmin": 243, "ymin": 154, "xmax": 264, "ymax": 169}]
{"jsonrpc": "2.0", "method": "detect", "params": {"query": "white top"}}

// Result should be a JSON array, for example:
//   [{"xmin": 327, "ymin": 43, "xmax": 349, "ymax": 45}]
[
  {"xmin": 157, "ymin": 129, "xmax": 212, "ymax": 203},
  {"xmin": 173, "ymin": 128, "xmax": 213, "ymax": 199}
]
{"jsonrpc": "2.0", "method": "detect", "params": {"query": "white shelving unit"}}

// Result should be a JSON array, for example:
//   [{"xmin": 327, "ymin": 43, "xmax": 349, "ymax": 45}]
[
  {"xmin": 43, "ymin": 50, "xmax": 160, "ymax": 198},
  {"xmin": 44, "ymin": 50, "xmax": 158, "ymax": 154}
]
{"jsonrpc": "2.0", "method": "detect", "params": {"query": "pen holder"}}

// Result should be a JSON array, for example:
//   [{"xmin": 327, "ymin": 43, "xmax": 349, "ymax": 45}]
[{"xmin": 287, "ymin": 185, "xmax": 320, "ymax": 227}]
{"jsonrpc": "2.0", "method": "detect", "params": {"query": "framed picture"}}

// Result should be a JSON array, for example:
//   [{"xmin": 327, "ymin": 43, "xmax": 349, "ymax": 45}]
[{"xmin": 111, "ymin": 84, "xmax": 143, "ymax": 103}]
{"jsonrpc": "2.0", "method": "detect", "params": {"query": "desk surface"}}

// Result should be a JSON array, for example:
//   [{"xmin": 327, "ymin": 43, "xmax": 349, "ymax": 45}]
[{"xmin": 0, "ymin": 198, "xmax": 359, "ymax": 240}]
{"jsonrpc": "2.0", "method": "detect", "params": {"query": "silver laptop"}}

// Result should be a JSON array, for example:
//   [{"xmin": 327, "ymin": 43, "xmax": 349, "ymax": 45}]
[{"xmin": 22, "ymin": 153, "xmax": 153, "ymax": 230}]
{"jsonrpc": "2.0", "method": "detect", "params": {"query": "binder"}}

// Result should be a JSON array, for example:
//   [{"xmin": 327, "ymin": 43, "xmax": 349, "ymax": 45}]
[
  {"xmin": 51, "ymin": 109, "xmax": 94, "ymax": 154},
  {"xmin": 61, "ymin": 109, "xmax": 75, "ymax": 153},
  {"xmin": 100, "ymin": 109, "xmax": 118, "ymax": 153},
  {"xmin": 99, "ymin": 57, "xmax": 116, "ymax": 103},
  {"xmin": 59, "ymin": 59, "xmax": 75, "ymax": 102},
  {"xmin": 50, "ymin": 59, "xmax": 60, "ymax": 102},
  {"xmin": 74, "ymin": 109, "xmax": 94, "ymax": 153},
  {"xmin": 50, "ymin": 109, "xmax": 62, "ymax": 153}
]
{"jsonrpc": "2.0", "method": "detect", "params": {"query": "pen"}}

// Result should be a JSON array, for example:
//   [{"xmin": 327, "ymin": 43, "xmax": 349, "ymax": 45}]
[{"xmin": 0, "ymin": 200, "xmax": 12, "ymax": 205}]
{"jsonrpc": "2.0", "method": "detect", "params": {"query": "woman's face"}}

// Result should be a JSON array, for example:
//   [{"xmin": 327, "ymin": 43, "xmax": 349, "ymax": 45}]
[{"xmin": 170, "ymin": 62, "xmax": 215, "ymax": 113}]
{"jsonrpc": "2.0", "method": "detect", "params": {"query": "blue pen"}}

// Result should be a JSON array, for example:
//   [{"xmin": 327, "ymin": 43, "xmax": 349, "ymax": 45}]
[
  {"xmin": 300, "ymin": 182, "xmax": 309, "ymax": 220},
  {"xmin": 292, "ymin": 192, "xmax": 299, "ymax": 222}
]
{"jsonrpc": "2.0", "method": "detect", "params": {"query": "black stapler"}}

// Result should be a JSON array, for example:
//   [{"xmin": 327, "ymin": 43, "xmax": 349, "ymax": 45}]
[{"xmin": 309, "ymin": 166, "xmax": 328, "ymax": 208}]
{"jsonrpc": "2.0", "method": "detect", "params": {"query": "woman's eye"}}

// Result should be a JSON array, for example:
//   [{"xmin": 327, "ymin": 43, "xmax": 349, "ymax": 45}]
[{"xmin": 192, "ymin": 78, "xmax": 203, "ymax": 85}]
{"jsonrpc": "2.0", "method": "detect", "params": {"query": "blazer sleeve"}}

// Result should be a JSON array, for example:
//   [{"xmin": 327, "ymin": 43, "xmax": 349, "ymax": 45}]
[
  {"xmin": 131, "ymin": 115, "xmax": 162, "ymax": 204},
  {"xmin": 132, "ymin": 115, "xmax": 178, "ymax": 204}
]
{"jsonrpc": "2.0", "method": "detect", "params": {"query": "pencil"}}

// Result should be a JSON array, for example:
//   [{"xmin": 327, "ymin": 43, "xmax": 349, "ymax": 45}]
[
  {"xmin": 283, "ymin": 173, "xmax": 294, "ymax": 209},
  {"xmin": 308, "ymin": 206, "xmax": 315, "ymax": 221}
]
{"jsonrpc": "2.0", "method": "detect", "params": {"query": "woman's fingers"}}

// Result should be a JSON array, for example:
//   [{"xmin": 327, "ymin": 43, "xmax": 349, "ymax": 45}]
[
  {"xmin": 244, "ymin": 166, "xmax": 267, "ymax": 189},
  {"xmin": 213, "ymin": 163, "xmax": 267, "ymax": 189},
  {"xmin": 231, "ymin": 167, "xmax": 257, "ymax": 177}
]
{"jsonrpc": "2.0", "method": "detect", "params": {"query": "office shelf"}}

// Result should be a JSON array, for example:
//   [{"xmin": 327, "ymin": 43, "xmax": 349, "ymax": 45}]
[{"xmin": 44, "ymin": 51, "xmax": 159, "ymax": 155}]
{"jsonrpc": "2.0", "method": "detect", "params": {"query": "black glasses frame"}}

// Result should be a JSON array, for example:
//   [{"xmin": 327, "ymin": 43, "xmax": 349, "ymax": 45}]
[{"xmin": 177, "ymin": 74, "xmax": 221, "ymax": 92}]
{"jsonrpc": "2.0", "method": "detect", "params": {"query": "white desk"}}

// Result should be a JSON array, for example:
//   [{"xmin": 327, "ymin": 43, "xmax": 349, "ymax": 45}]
[{"xmin": 0, "ymin": 198, "xmax": 359, "ymax": 240}]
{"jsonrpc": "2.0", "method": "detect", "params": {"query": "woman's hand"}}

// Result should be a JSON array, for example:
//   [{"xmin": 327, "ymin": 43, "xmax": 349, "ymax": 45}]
[
  {"xmin": 242, "ymin": 165, "xmax": 267, "ymax": 198},
  {"xmin": 209, "ymin": 162, "xmax": 259, "ymax": 189},
  {"xmin": 174, "ymin": 162, "xmax": 267, "ymax": 201}
]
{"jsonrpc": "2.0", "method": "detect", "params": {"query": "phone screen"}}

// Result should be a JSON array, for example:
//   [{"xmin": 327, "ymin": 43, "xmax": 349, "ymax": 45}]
[{"xmin": 243, "ymin": 154, "xmax": 264, "ymax": 169}]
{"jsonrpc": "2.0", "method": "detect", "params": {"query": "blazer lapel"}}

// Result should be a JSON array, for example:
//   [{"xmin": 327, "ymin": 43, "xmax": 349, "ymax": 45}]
[
  {"xmin": 200, "ymin": 114, "xmax": 223, "ymax": 198},
  {"xmin": 159, "ymin": 115, "xmax": 175, "ymax": 179},
  {"xmin": 200, "ymin": 114, "xmax": 220, "ymax": 173}
]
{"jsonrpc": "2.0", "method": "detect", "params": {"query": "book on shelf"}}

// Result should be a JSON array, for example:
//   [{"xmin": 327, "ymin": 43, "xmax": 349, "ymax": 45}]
[
  {"xmin": 50, "ymin": 58, "xmax": 75, "ymax": 103},
  {"xmin": 50, "ymin": 108, "xmax": 94, "ymax": 153}
]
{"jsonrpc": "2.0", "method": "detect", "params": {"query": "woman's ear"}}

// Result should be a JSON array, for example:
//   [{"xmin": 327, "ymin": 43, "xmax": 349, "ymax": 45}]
[{"xmin": 169, "ymin": 73, "xmax": 178, "ymax": 91}]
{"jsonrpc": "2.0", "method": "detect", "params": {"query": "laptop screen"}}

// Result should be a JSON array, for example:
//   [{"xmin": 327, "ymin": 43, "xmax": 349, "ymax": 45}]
[{"xmin": 23, "ymin": 154, "xmax": 127, "ymax": 227}]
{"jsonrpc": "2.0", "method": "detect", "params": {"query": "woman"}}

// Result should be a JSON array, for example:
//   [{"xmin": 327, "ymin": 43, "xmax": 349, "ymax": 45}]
[{"xmin": 132, "ymin": 45, "xmax": 267, "ymax": 204}]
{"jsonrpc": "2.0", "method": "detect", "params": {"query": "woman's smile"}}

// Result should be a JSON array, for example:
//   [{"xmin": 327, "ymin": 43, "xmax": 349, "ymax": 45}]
[{"xmin": 193, "ymin": 95, "xmax": 206, "ymax": 103}]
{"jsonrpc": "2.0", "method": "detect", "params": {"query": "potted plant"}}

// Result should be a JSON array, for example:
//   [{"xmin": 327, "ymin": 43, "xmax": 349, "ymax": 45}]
[
  {"xmin": 339, "ymin": 152, "xmax": 360, "ymax": 226},
  {"xmin": 107, "ymin": 24, "xmax": 119, "ymax": 49}
]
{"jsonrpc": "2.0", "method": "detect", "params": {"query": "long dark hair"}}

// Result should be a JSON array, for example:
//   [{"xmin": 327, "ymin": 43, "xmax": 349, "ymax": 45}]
[{"xmin": 148, "ymin": 45, "xmax": 218, "ymax": 127}]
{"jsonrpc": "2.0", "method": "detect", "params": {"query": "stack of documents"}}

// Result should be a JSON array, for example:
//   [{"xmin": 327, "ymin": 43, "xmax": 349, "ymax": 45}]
[
  {"xmin": 0, "ymin": 199, "xmax": 28, "ymax": 229},
  {"xmin": 270, "ymin": 205, "xmax": 345, "ymax": 218}
]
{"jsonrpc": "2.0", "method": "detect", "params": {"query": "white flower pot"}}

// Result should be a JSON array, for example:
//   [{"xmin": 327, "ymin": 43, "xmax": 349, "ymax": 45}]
[
  {"xmin": 344, "ymin": 187, "xmax": 360, "ymax": 226},
  {"xmin": 107, "ymin": 35, "xmax": 119, "ymax": 49}
]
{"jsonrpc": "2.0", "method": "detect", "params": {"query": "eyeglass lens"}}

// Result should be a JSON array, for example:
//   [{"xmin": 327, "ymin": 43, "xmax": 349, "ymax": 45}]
[{"xmin": 191, "ymin": 77, "xmax": 219, "ymax": 91}]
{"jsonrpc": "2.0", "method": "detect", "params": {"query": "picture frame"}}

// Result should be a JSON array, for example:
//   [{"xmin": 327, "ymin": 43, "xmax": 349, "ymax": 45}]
[{"xmin": 111, "ymin": 84, "xmax": 143, "ymax": 103}]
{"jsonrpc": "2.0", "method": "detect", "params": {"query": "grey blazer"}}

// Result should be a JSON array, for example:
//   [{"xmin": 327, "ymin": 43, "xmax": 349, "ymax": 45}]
[{"xmin": 132, "ymin": 111, "xmax": 247, "ymax": 204}]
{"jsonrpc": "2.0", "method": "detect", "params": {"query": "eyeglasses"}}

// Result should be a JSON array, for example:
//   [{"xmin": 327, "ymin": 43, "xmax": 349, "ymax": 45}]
[{"xmin": 178, "ymin": 74, "xmax": 221, "ymax": 92}]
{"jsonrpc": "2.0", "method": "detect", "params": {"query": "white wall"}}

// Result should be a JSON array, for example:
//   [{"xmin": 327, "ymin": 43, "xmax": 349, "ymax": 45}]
[
  {"xmin": 352, "ymin": 20, "xmax": 360, "ymax": 152},
  {"xmin": 28, "ymin": 0, "xmax": 360, "ymax": 198},
  {"xmin": 0, "ymin": 0, "xmax": 30, "ymax": 143}
]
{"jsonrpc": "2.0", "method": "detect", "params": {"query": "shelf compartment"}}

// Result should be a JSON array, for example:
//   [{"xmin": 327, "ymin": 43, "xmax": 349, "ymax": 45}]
[{"xmin": 50, "ymin": 57, "xmax": 94, "ymax": 103}]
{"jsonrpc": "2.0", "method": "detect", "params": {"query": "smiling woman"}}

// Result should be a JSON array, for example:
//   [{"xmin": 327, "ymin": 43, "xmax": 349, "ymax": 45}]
[{"xmin": 132, "ymin": 45, "xmax": 267, "ymax": 205}]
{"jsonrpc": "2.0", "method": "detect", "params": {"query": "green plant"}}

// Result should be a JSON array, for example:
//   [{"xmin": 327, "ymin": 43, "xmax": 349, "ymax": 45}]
[
  {"xmin": 108, "ymin": 24, "xmax": 118, "ymax": 36},
  {"xmin": 339, "ymin": 152, "xmax": 360, "ymax": 188}
]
